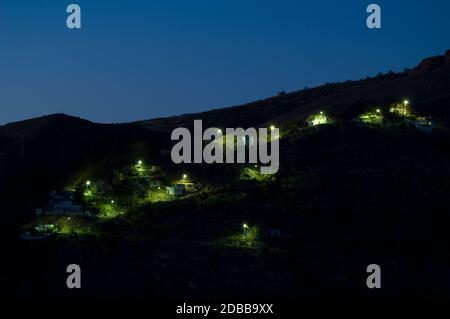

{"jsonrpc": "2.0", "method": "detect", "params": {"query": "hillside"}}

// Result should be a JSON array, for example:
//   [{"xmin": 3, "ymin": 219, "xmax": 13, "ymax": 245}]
[
  {"xmin": 1, "ymin": 50, "xmax": 449, "ymax": 238},
  {"xmin": 135, "ymin": 50, "xmax": 450, "ymax": 130},
  {"xmin": 1, "ymin": 50, "xmax": 450, "ymax": 301},
  {"xmin": 0, "ymin": 114, "xmax": 166, "ymax": 234}
]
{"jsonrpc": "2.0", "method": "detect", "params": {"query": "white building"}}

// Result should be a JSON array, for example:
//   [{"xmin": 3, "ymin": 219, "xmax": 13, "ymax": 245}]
[{"xmin": 39, "ymin": 190, "xmax": 84, "ymax": 216}]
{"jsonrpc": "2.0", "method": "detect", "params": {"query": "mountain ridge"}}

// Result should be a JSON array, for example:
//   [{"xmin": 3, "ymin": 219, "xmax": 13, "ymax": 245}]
[{"xmin": 1, "ymin": 50, "xmax": 449, "ymax": 132}]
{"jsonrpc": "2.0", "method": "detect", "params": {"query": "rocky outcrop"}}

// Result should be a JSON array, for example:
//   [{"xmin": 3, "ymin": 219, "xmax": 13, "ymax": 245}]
[
  {"xmin": 445, "ymin": 50, "xmax": 450, "ymax": 64},
  {"xmin": 409, "ymin": 50, "xmax": 450, "ymax": 76}
]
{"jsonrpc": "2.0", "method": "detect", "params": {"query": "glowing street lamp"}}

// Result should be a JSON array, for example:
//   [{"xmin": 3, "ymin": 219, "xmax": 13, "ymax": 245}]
[
  {"xmin": 182, "ymin": 174, "xmax": 188, "ymax": 180},
  {"xmin": 403, "ymin": 100, "xmax": 409, "ymax": 116},
  {"xmin": 243, "ymin": 223, "xmax": 250, "ymax": 236},
  {"xmin": 137, "ymin": 160, "xmax": 143, "ymax": 165},
  {"xmin": 111, "ymin": 200, "xmax": 115, "ymax": 204},
  {"xmin": 217, "ymin": 129, "xmax": 222, "ymax": 134},
  {"xmin": 270, "ymin": 125, "xmax": 275, "ymax": 131}
]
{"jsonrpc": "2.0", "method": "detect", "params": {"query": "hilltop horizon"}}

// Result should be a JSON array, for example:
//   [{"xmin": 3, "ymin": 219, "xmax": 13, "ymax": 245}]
[{"xmin": 2, "ymin": 49, "xmax": 449, "ymax": 127}]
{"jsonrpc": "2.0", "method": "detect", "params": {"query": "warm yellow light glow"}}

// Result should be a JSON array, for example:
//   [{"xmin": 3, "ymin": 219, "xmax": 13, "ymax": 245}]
[
  {"xmin": 311, "ymin": 113, "xmax": 327, "ymax": 126},
  {"xmin": 376, "ymin": 109, "xmax": 381, "ymax": 113},
  {"xmin": 270, "ymin": 125, "xmax": 275, "ymax": 131},
  {"xmin": 111, "ymin": 200, "xmax": 115, "ymax": 204},
  {"xmin": 183, "ymin": 174, "xmax": 187, "ymax": 179},
  {"xmin": 217, "ymin": 129, "xmax": 222, "ymax": 134},
  {"xmin": 138, "ymin": 160, "xmax": 143, "ymax": 165},
  {"xmin": 86, "ymin": 181, "xmax": 91, "ymax": 186},
  {"xmin": 404, "ymin": 100, "xmax": 409, "ymax": 105},
  {"xmin": 243, "ymin": 223, "xmax": 249, "ymax": 229}
]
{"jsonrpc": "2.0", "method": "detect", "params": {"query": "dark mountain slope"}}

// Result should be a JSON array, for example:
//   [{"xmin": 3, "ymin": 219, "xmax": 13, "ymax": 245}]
[
  {"xmin": 135, "ymin": 50, "xmax": 450, "ymax": 131},
  {"xmin": 1, "ymin": 50, "xmax": 449, "ymax": 236},
  {"xmin": 272, "ymin": 59, "xmax": 450, "ymax": 128},
  {"xmin": 134, "ymin": 74, "xmax": 400, "ymax": 131},
  {"xmin": 1, "ymin": 51, "xmax": 450, "ymax": 301},
  {"xmin": 0, "ymin": 114, "xmax": 162, "ymax": 236}
]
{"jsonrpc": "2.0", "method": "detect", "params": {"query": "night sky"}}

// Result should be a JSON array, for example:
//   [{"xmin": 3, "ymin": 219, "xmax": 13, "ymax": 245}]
[{"xmin": 0, "ymin": 0, "xmax": 449, "ymax": 125}]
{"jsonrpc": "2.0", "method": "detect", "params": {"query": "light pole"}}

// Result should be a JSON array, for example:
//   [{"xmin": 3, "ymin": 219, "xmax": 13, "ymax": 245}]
[
  {"xmin": 243, "ymin": 223, "xmax": 249, "ymax": 236},
  {"xmin": 403, "ymin": 100, "xmax": 409, "ymax": 116}
]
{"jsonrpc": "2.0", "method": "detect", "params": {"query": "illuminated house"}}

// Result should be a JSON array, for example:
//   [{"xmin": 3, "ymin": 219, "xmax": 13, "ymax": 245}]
[
  {"xmin": 20, "ymin": 224, "xmax": 55, "ymax": 241},
  {"xmin": 166, "ymin": 184, "xmax": 185, "ymax": 196},
  {"xmin": 166, "ymin": 182, "xmax": 196, "ymax": 196},
  {"xmin": 390, "ymin": 100, "xmax": 411, "ymax": 117},
  {"xmin": 35, "ymin": 224, "xmax": 55, "ymax": 233},
  {"xmin": 359, "ymin": 109, "xmax": 383, "ymax": 125},
  {"xmin": 183, "ymin": 183, "xmax": 196, "ymax": 192},
  {"xmin": 149, "ymin": 179, "xmax": 162, "ymax": 188},
  {"xmin": 128, "ymin": 176, "xmax": 161, "ymax": 187},
  {"xmin": 308, "ymin": 112, "xmax": 328, "ymax": 126}
]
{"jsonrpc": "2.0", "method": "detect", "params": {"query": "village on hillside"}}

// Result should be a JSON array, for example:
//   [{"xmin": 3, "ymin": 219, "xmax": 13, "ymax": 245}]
[{"xmin": 20, "ymin": 99, "xmax": 441, "ymax": 241}]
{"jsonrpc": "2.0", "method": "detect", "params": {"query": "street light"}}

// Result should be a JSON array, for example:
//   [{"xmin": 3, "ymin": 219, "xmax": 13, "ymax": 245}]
[
  {"xmin": 137, "ymin": 160, "xmax": 143, "ymax": 165},
  {"xmin": 403, "ymin": 100, "xmax": 409, "ymax": 116},
  {"xmin": 243, "ymin": 223, "xmax": 249, "ymax": 236},
  {"xmin": 270, "ymin": 125, "xmax": 275, "ymax": 131},
  {"xmin": 183, "ymin": 174, "xmax": 187, "ymax": 180}
]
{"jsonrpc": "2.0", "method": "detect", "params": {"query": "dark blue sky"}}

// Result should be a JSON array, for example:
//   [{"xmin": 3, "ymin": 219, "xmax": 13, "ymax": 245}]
[{"xmin": 0, "ymin": 0, "xmax": 449, "ymax": 124}]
